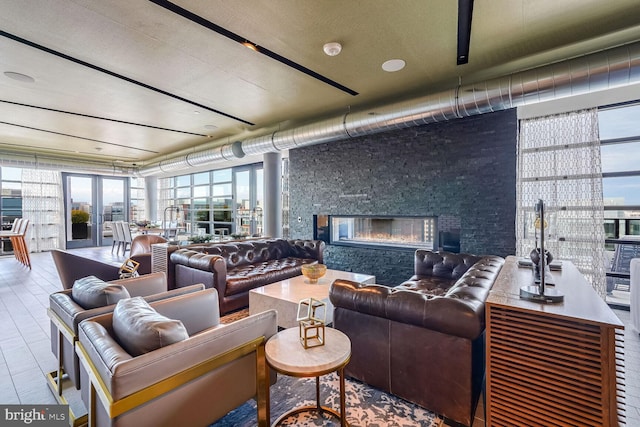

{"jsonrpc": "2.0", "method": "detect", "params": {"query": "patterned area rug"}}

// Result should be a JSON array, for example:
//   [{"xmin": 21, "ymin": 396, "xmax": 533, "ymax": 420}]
[
  {"xmin": 211, "ymin": 372, "xmax": 442, "ymax": 427},
  {"xmin": 220, "ymin": 308, "xmax": 250, "ymax": 324}
]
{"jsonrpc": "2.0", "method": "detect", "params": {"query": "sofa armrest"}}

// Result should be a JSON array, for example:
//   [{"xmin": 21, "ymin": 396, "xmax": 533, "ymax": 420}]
[
  {"xmin": 170, "ymin": 249, "xmax": 227, "ymax": 294},
  {"xmin": 78, "ymin": 307, "xmax": 277, "ymax": 401},
  {"xmin": 330, "ymin": 280, "xmax": 393, "ymax": 318}
]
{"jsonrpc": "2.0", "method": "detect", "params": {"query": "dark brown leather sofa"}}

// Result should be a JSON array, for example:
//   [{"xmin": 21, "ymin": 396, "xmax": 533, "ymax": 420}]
[
  {"xmin": 169, "ymin": 238, "xmax": 325, "ymax": 314},
  {"xmin": 329, "ymin": 250, "xmax": 505, "ymax": 427}
]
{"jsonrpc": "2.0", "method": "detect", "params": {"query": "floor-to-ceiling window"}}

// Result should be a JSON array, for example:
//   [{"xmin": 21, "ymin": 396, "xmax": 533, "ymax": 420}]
[
  {"xmin": 211, "ymin": 168, "xmax": 234, "ymax": 236},
  {"xmin": 0, "ymin": 167, "xmax": 22, "ymax": 255},
  {"xmin": 599, "ymin": 102, "xmax": 640, "ymax": 308},
  {"xmin": 158, "ymin": 163, "xmax": 264, "ymax": 239},
  {"xmin": 130, "ymin": 176, "xmax": 146, "ymax": 224}
]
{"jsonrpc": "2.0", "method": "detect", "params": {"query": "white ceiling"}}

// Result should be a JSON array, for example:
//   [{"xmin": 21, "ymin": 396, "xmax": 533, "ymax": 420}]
[{"xmin": 1, "ymin": 0, "xmax": 640, "ymax": 171}]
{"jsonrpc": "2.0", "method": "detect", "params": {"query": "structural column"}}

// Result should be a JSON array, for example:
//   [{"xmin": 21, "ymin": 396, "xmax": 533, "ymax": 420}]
[
  {"xmin": 145, "ymin": 176, "xmax": 158, "ymax": 222},
  {"xmin": 263, "ymin": 152, "xmax": 282, "ymax": 238}
]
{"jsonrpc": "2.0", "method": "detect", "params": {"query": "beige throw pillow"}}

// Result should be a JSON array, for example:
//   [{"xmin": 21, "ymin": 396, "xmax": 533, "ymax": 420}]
[
  {"xmin": 112, "ymin": 297, "xmax": 188, "ymax": 356},
  {"xmin": 72, "ymin": 276, "xmax": 131, "ymax": 309}
]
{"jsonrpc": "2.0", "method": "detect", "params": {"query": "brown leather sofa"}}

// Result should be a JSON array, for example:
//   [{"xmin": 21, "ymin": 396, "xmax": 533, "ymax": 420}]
[
  {"xmin": 169, "ymin": 238, "xmax": 325, "ymax": 314},
  {"xmin": 329, "ymin": 250, "xmax": 505, "ymax": 427},
  {"xmin": 76, "ymin": 288, "xmax": 277, "ymax": 427}
]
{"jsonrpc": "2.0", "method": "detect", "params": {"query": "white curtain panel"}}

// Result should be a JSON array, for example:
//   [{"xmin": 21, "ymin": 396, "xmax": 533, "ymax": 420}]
[
  {"xmin": 516, "ymin": 109, "xmax": 607, "ymax": 298},
  {"xmin": 21, "ymin": 169, "xmax": 65, "ymax": 252}
]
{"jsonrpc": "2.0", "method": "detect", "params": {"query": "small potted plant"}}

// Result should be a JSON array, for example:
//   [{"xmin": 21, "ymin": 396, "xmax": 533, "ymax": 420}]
[
  {"xmin": 71, "ymin": 209, "xmax": 90, "ymax": 239},
  {"xmin": 188, "ymin": 234, "xmax": 213, "ymax": 244}
]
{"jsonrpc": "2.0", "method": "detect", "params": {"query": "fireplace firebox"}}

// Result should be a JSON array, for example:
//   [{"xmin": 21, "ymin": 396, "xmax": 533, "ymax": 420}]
[{"xmin": 329, "ymin": 216, "xmax": 436, "ymax": 250}]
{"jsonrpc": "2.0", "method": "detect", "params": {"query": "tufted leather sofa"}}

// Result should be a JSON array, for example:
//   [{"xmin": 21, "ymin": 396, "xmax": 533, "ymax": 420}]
[
  {"xmin": 169, "ymin": 238, "xmax": 325, "ymax": 314},
  {"xmin": 329, "ymin": 250, "xmax": 504, "ymax": 427}
]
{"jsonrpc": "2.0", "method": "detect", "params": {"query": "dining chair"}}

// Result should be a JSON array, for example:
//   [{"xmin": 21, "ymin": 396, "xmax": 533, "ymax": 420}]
[
  {"xmin": 112, "ymin": 221, "xmax": 124, "ymax": 254},
  {"xmin": 10, "ymin": 218, "xmax": 31, "ymax": 269},
  {"xmin": 0, "ymin": 218, "xmax": 21, "ymax": 246},
  {"xmin": 119, "ymin": 221, "xmax": 133, "ymax": 256},
  {"xmin": 0, "ymin": 218, "xmax": 22, "ymax": 262}
]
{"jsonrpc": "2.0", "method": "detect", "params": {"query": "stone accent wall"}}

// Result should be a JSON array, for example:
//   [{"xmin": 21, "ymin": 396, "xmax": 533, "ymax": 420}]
[{"xmin": 288, "ymin": 109, "xmax": 517, "ymax": 286}]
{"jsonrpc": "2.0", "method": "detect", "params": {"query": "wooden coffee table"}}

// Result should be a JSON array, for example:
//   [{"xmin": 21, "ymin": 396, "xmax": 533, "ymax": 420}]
[
  {"xmin": 265, "ymin": 327, "xmax": 351, "ymax": 426},
  {"xmin": 249, "ymin": 269, "xmax": 375, "ymax": 328}
]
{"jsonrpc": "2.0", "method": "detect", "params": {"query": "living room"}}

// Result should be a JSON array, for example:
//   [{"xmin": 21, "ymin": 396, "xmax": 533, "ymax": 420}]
[{"xmin": 2, "ymin": 1, "xmax": 640, "ymax": 426}]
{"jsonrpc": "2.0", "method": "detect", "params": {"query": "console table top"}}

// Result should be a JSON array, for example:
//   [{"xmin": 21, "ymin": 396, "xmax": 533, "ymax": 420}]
[{"xmin": 488, "ymin": 256, "xmax": 623, "ymax": 328}]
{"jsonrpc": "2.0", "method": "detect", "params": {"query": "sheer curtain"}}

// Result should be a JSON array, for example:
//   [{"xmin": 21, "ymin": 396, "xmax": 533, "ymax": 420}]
[
  {"xmin": 21, "ymin": 169, "xmax": 65, "ymax": 252},
  {"xmin": 516, "ymin": 109, "xmax": 606, "ymax": 298}
]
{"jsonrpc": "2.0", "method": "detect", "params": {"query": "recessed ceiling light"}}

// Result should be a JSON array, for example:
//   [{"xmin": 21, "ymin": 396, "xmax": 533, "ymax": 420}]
[
  {"xmin": 382, "ymin": 59, "xmax": 406, "ymax": 72},
  {"xmin": 323, "ymin": 42, "xmax": 342, "ymax": 56},
  {"xmin": 4, "ymin": 71, "xmax": 35, "ymax": 83},
  {"xmin": 204, "ymin": 124, "xmax": 217, "ymax": 130}
]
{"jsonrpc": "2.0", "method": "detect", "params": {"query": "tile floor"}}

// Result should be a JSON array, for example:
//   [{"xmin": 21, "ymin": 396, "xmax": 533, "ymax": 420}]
[{"xmin": 0, "ymin": 247, "xmax": 638, "ymax": 426}]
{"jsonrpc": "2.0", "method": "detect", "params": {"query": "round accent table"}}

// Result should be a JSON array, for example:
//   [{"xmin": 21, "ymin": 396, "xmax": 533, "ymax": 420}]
[{"xmin": 265, "ymin": 327, "xmax": 351, "ymax": 426}]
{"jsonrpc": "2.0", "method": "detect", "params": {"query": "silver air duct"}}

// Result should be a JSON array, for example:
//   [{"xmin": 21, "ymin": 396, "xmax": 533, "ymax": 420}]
[
  {"xmin": 139, "ymin": 141, "xmax": 246, "ymax": 176},
  {"xmin": 139, "ymin": 41, "xmax": 640, "ymax": 176},
  {"xmin": 0, "ymin": 150, "xmax": 134, "ymax": 175}
]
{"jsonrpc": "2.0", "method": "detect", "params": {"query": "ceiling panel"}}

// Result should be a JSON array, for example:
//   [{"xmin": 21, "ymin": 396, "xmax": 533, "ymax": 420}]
[{"xmin": 1, "ymin": 0, "xmax": 639, "ymax": 169}]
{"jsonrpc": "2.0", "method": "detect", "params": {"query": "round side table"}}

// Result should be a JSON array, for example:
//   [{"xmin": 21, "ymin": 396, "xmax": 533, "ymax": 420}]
[{"xmin": 265, "ymin": 327, "xmax": 351, "ymax": 426}]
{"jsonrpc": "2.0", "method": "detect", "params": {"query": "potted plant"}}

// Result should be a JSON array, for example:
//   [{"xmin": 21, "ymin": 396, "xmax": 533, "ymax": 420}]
[
  {"xmin": 71, "ymin": 209, "xmax": 90, "ymax": 239},
  {"xmin": 188, "ymin": 234, "xmax": 213, "ymax": 244}
]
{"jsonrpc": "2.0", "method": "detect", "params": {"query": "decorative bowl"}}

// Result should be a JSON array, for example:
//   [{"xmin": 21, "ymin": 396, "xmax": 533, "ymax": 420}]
[{"xmin": 301, "ymin": 264, "xmax": 327, "ymax": 284}]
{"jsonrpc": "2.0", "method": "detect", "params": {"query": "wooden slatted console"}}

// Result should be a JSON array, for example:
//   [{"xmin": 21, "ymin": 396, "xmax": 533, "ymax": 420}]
[{"xmin": 486, "ymin": 256, "xmax": 625, "ymax": 426}]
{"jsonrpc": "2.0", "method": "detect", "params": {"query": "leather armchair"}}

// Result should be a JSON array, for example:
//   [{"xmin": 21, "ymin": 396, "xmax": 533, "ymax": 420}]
[
  {"xmin": 76, "ymin": 289, "xmax": 277, "ymax": 427},
  {"xmin": 129, "ymin": 234, "xmax": 168, "ymax": 275},
  {"xmin": 48, "ymin": 272, "xmax": 204, "ymax": 393},
  {"xmin": 52, "ymin": 249, "xmax": 121, "ymax": 290}
]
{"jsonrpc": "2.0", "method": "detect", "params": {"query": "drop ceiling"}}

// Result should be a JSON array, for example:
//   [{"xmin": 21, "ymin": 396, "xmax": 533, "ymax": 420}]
[{"xmin": 1, "ymin": 0, "xmax": 640, "ymax": 171}]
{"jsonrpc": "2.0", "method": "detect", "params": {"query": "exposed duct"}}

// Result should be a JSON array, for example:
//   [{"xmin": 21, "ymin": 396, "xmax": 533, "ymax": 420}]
[
  {"xmin": 0, "ymin": 150, "xmax": 134, "ymax": 176},
  {"xmin": 138, "ymin": 41, "xmax": 640, "ymax": 176}
]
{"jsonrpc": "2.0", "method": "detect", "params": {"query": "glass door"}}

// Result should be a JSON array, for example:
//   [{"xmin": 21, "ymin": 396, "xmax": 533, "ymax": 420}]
[
  {"xmin": 234, "ymin": 169, "xmax": 251, "ymax": 237},
  {"xmin": 101, "ymin": 177, "xmax": 127, "ymax": 248},
  {"xmin": 233, "ymin": 165, "xmax": 263, "ymax": 237},
  {"xmin": 63, "ymin": 173, "xmax": 128, "ymax": 248}
]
